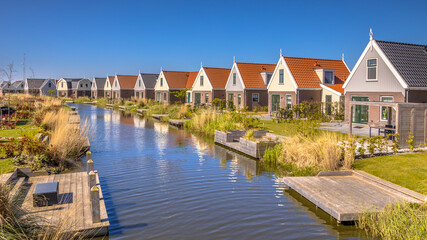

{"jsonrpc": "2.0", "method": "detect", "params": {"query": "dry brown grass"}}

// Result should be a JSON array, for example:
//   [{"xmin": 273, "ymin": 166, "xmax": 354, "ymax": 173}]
[
  {"xmin": 281, "ymin": 132, "xmax": 342, "ymax": 171},
  {"xmin": 42, "ymin": 109, "xmax": 89, "ymax": 161}
]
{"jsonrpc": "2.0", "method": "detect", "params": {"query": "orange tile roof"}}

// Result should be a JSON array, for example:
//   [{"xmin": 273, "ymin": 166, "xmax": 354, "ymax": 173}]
[
  {"xmin": 283, "ymin": 56, "xmax": 349, "ymax": 88},
  {"xmin": 236, "ymin": 62, "xmax": 276, "ymax": 89},
  {"xmin": 186, "ymin": 71, "xmax": 199, "ymax": 88},
  {"xmin": 323, "ymin": 83, "xmax": 344, "ymax": 94},
  {"xmin": 108, "ymin": 76, "xmax": 114, "ymax": 85},
  {"xmin": 203, "ymin": 67, "xmax": 231, "ymax": 89},
  {"xmin": 163, "ymin": 71, "xmax": 192, "ymax": 89},
  {"xmin": 117, "ymin": 75, "xmax": 138, "ymax": 89}
]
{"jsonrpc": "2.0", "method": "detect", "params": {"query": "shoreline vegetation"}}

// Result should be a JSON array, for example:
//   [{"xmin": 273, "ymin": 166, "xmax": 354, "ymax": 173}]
[
  {"xmin": 0, "ymin": 95, "xmax": 90, "ymax": 174},
  {"xmin": 62, "ymin": 97, "xmax": 427, "ymax": 239}
]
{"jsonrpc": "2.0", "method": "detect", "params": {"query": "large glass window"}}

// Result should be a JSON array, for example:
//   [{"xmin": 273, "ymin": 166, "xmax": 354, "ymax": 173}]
[
  {"xmin": 279, "ymin": 69, "xmax": 284, "ymax": 84},
  {"xmin": 380, "ymin": 96, "xmax": 393, "ymax": 121},
  {"xmin": 156, "ymin": 92, "xmax": 160, "ymax": 101},
  {"xmin": 324, "ymin": 71, "xmax": 334, "ymax": 84},
  {"xmin": 367, "ymin": 59, "xmax": 377, "ymax": 80},
  {"xmin": 136, "ymin": 92, "xmax": 139, "ymax": 98},
  {"xmin": 252, "ymin": 93, "xmax": 259, "ymax": 102},
  {"xmin": 163, "ymin": 93, "xmax": 167, "ymax": 101},
  {"xmin": 237, "ymin": 94, "xmax": 241, "ymax": 106},
  {"xmin": 205, "ymin": 93, "xmax": 209, "ymax": 103}
]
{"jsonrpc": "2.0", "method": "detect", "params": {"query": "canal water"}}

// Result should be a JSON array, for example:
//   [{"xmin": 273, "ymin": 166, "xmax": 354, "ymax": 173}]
[{"xmin": 72, "ymin": 104, "xmax": 365, "ymax": 240}]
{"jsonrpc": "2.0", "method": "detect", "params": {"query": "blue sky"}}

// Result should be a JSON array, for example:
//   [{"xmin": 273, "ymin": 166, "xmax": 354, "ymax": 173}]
[{"xmin": 1, "ymin": 0, "xmax": 426, "ymax": 80}]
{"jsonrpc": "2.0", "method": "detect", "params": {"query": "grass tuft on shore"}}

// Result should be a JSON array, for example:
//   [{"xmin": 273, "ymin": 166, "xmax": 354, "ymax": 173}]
[{"xmin": 357, "ymin": 202, "xmax": 427, "ymax": 240}]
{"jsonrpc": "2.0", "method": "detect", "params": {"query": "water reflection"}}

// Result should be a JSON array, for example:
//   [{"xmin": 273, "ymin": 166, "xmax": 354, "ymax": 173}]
[{"xmin": 71, "ymin": 104, "xmax": 365, "ymax": 240}]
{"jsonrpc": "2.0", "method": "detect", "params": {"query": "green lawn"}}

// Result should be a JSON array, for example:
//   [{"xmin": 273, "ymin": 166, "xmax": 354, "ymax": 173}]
[
  {"xmin": 354, "ymin": 153, "xmax": 427, "ymax": 195},
  {"xmin": 0, "ymin": 157, "xmax": 15, "ymax": 173},
  {"xmin": 0, "ymin": 120, "xmax": 39, "ymax": 139}
]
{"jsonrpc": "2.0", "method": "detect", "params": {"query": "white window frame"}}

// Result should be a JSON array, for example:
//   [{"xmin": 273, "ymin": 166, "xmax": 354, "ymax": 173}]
[
  {"xmin": 160, "ymin": 78, "xmax": 163, "ymax": 87},
  {"xmin": 380, "ymin": 96, "xmax": 393, "ymax": 121},
  {"xmin": 233, "ymin": 73, "xmax": 236, "ymax": 85},
  {"xmin": 279, "ymin": 69, "xmax": 284, "ymax": 84},
  {"xmin": 252, "ymin": 93, "xmax": 259, "ymax": 102},
  {"xmin": 285, "ymin": 94, "xmax": 292, "ymax": 108},
  {"xmin": 200, "ymin": 76, "xmax": 204, "ymax": 86},
  {"xmin": 366, "ymin": 58, "xmax": 378, "ymax": 81}
]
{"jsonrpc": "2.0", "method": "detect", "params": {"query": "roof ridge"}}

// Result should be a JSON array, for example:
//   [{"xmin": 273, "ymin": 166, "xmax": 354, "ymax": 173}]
[
  {"xmin": 163, "ymin": 70, "xmax": 191, "ymax": 73},
  {"xmin": 284, "ymin": 56, "xmax": 343, "ymax": 62},
  {"xmin": 236, "ymin": 62, "xmax": 276, "ymax": 66},
  {"xmin": 203, "ymin": 67, "xmax": 231, "ymax": 70},
  {"xmin": 376, "ymin": 39, "xmax": 427, "ymax": 47}
]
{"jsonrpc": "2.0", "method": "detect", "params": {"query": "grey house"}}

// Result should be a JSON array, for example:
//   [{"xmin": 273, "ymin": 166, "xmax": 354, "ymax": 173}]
[
  {"xmin": 134, "ymin": 73, "xmax": 159, "ymax": 99},
  {"xmin": 24, "ymin": 78, "xmax": 57, "ymax": 96},
  {"xmin": 344, "ymin": 34, "xmax": 427, "ymax": 125},
  {"xmin": 11, "ymin": 81, "xmax": 24, "ymax": 93},
  {"xmin": 91, "ymin": 77, "xmax": 107, "ymax": 99},
  {"xmin": 57, "ymin": 78, "xmax": 91, "ymax": 98}
]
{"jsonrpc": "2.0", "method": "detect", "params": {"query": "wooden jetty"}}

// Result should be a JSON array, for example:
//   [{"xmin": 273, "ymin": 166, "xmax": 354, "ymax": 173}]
[
  {"xmin": 169, "ymin": 119, "xmax": 186, "ymax": 128},
  {"xmin": 152, "ymin": 114, "xmax": 168, "ymax": 121},
  {"xmin": 136, "ymin": 109, "xmax": 149, "ymax": 116},
  {"xmin": 214, "ymin": 130, "xmax": 284, "ymax": 158},
  {"xmin": 283, "ymin": 170, "xmax": 426, "ymax": 222},
  {"xmin": 1, "ymin": 169, "xmax": 109, "ymax": 237}
]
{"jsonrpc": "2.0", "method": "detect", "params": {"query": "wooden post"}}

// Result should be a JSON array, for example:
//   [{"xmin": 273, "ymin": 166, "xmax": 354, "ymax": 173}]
[
  {"xmin": 87, "ymin": 159, "xmax": 94, "ymax": 174},
  {"xmin": 91, "ymin": 186, "xmax": 101, "ymax": 223},
  {"xmin": 349, "ymin": 105, "xmax": 353, "ymax": 138},
  {"xmin": 410, "ymin": 108, "xmax": 415, "ymax": 133},
  {"xmin": 89, "ymin": 171, "xmax": 96, "ymax": 188}
]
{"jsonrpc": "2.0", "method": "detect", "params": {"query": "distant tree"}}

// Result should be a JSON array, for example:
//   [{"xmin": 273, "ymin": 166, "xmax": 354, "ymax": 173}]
[
  {"xmin": 173, "ymin": 89, "xmax": 188, "ymax": 103},
  {"xmin": 48, "ymin": 90, "xmax": 55, "ymax": 96}
]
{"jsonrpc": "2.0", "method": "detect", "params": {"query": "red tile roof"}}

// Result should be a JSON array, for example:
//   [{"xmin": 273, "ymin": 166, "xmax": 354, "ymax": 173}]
[
  {"xmin": 108, "ymin": 76, "xmax": 114, "ymax": 85},
  {"xmin": 236, "ymin": 62, "xmax": 276, "ymax": 89},
  {"xmin": 163, "ymin": 71, "xmax": 192, "ymax": 89},
  {"xmin": 203, "ymin": 67, "xmax": 231, "ymax": 89},
  {"xmin": 186, "ymin": 71, "xmax": 199, "ymax": 88},
  {"xmin": 283, "ymin": 56, "xmax": 349, "ymax": 89},
  {"xmin": 323, "ymin": 83, "xmax": 344, "ymax": 94},
  {"xmin": 117, "ymin": 75, "xmax": 138, "ymax": 89}
]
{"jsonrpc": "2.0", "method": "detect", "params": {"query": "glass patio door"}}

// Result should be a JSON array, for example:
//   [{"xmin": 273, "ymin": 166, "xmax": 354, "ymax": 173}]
[
  {"xmin": 352, "ymin": 96, "xmax": 369, "ymax": 124},
  {"xmin": 271, "ymin": 94, "xmax": 280, "ymax": 112},
  {"xmin": 194, "ymin": 93, "xmax": 201, "ymax": 105}
]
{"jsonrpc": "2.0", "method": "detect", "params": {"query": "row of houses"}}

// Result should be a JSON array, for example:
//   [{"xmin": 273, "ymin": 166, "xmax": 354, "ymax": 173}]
[{"xmin": 2, "ymin": 35, "xmax": 426, "ymax": 126}]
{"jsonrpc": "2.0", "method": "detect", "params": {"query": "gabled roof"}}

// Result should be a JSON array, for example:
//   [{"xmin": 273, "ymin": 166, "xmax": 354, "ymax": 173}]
[
  {"xmin": 108, "ymin": 76, "xmax": 114, "ymax": 85},
  {"xmin": 140, "ymin": 73, "xmax": 159, "ymax": 89},
  {"xmin": 203, "ymin": 67, "xmax": 231, "ymax": 89},
  {"xmin": 284, "ymin": 56, "xmax": 349, "ymax": 88},
  {"xmin": 163, "ymin": 71, "xmax": 191, "ymax": 89},
  {"xmin": 11, "ymin": 81, "xmax": 24, "ymax": 89},
  {"xmin": 185, "ymin": 72, "xmax": 199, "ymax": 88},
  {"xmin": 93, "ymin": 77, "xmax": 107, "ymax": 90},
  {"xmin": 321, "ymin": 83, "xmax": 344, "ymax": 95},
  {"xmin": 70, "ymin": 78, "xmax": 90, "ymax": 89},
  {"xmin": 116, "ymin": 75, "xmax": 138, "ymax": 89},
  {"xmin": 236, "ymin": 62, "xmax": 275, "ymax": 88},
  {"xmin": 26, "ymin": 78, "xmax": 52, "ymax": 89},
  {"xmin": 376, "ymin": 40, "xmax": 427, "ymax": 88}
]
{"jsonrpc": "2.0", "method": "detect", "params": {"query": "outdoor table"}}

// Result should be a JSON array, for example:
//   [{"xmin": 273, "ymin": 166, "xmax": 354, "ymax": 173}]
[
  {"xmin": 33, "ymin": 182, "xmax": 59, "ymax": 207},
  {"xmin": 368, "ymin": 125, "xmax": 395, "ymax": 138}
]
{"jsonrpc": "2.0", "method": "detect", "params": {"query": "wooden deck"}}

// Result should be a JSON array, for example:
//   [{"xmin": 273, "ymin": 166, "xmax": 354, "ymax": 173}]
[
  {"xmin": 283, "ymin": 170, "xmax": 426, "ymax": 222},
  {"xmin": 152, "ymin": 114, "xmax": 168, "ymax": 120},
  {"xmin": 168, "ymin": 119, "xmax": 185, "ymax": 128},
  {"xmin": 19, "ymin": 171, "xmax": 109, "ymax": 237}
]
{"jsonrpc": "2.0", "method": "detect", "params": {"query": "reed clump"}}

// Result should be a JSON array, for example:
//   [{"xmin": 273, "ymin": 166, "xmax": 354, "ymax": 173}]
[
  {"xmin": 357, "ymin": 202, "xmax": 427, "ymax": 240},
  {"xmin": 42, "ymin": 109, "xmax": 89, "ymax": 161},
  {"xmin": 184, "ymin": 108, "xmax": 259, "ymax": 136}
]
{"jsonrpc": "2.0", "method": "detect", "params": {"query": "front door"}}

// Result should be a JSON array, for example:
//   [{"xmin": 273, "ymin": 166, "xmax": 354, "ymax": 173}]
[
  {"xmin": 228, "ymin": 93, "xmax": 234, "ymax": 109},
  {"xmin": 271, "ymin": 94, "xmax": 280, "ymax": 112},
  {"xmin": 194, "ymin": 93, "xmax": 201, "ymax": 105},
  {"xmin": 352, "ymin": 96, "xmax": 369, "ymax": 124}
]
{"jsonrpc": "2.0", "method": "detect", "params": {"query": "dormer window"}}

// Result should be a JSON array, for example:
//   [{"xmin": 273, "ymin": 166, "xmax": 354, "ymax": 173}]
[
  {"xmin": 324, "ymin": 71, "xmax": 334, "ymax": 85},
  {"xmin": 233, "ymin": 73, "xmax": 236, "ymax": 85},
  {"xmin": 367, "ymin": 59, "xmax": 377, "ymax": 80},
  {"xmin": 200, "ymin": 76, "xmax": 204, "ymax": 86}
]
